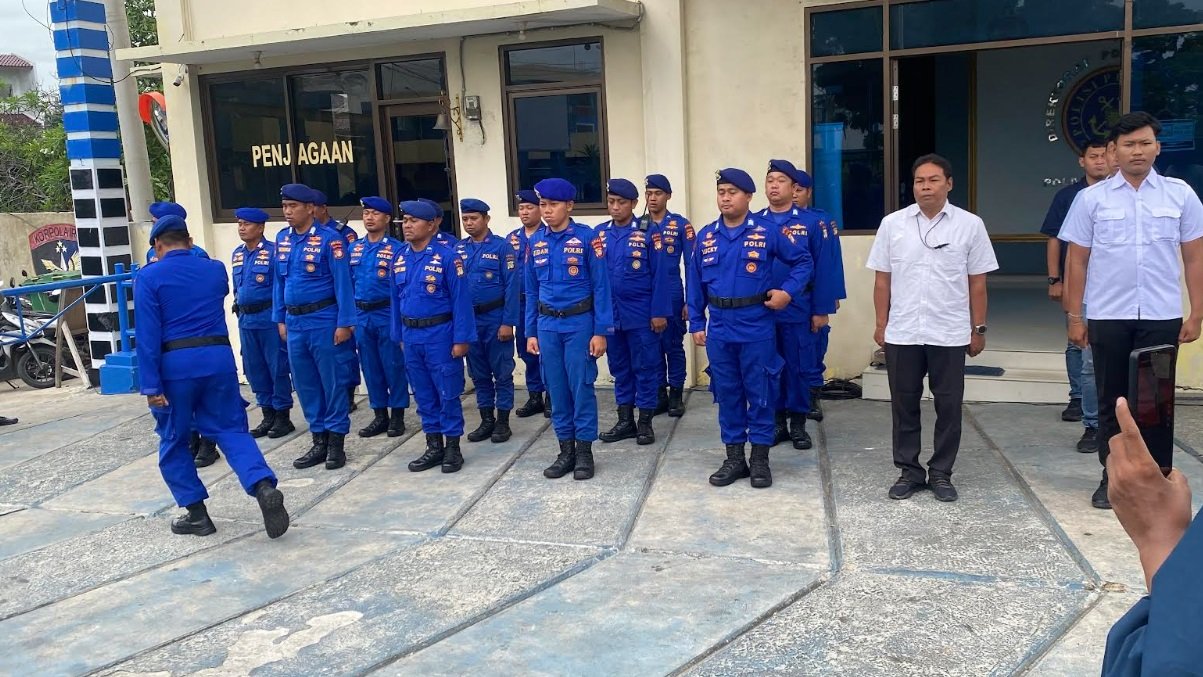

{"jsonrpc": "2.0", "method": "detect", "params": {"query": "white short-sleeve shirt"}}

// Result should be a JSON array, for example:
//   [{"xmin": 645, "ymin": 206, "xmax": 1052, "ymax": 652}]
[
  {"xmin": 1058, "ymin": 169, "xmax": 1203, "ymax": 321},
  {"xmin": 866, "ymin": 202, "xmax": 999, "ymax": 347}
]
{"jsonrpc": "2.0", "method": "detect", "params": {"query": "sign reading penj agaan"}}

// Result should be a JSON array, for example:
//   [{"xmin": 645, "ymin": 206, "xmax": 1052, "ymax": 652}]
[{"xmin": 251, "ymin": 140, "xmax": 355, "ymax": 168}]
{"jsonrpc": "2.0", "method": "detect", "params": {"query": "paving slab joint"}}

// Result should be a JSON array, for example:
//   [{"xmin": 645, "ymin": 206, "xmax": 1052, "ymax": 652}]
[
  {"xmin": 1011, "ymin": 591, "xmax": 1106, "ymax": 677},
  {"xmin": 814, "ymin": 416, "xmax": 844, "ymax": 574},
  {"xmin": 617, "ymin": 390, "xmax": 692, "ymax": 551}
]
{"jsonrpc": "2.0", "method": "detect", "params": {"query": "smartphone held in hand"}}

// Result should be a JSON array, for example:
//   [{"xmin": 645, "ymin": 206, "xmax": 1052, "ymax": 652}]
[{"xmin": 1128, "ymin": 344, "xmax": 1177, "ymax": 471}]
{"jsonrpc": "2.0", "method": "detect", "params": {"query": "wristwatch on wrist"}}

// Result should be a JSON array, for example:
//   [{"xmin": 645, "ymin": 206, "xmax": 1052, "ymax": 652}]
[
  {"xmin": 973, "ymin": 324, "xmax": 988, "ymax": 335},
  {"xmin": 1048, "ymin": 277, "xmax": 1061, "ymax": 285}
]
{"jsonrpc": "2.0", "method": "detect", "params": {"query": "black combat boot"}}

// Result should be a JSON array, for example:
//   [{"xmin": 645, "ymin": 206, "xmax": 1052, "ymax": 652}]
[
  {"xmin": 267, "ymin": 409, "xmax": 295, "ymax": 438},
  {"xmin": 442, "ymin": 436, "xmax": 464, "ymax": 473},
  {"xmin": 574, "ymin": 440, "xmax": 595, "ymax": 480},
  {"xmin": 600, "ymin": 405, "xmax": 637, "ymax": 443},
  {"xmin": 789, "ymin": 412, "xmax": 813, "ymax": 450},
  {"xmin": 772, "ymin": 411, "xmax": 789, "ymax": 447},
  {"xmin": 250, "ymin": 407, "xmax": 276, "ymax": 438},
  {"xmin": 709, "ymin": 443, "xmax": 750, "ymax": 487},
  {"xmin": 409, "ymin": 433, "xmax": 444, "ymax": 472},
  {"xmin": 293, "ymin": 432, "xmax": 328, "ymax": 469},
  {"xmin": 347, "ymin": 386, "xmax": 358, "ymax": 413},
  {"xmin": 388, "ymin": 408, "xmax": 406, "ymax": 437},
  {"xmin": 171, "ymin": 501, "xmax": 217, "ymax": 536},
  {"xmin": 491, "ymin": 409, "xmax": 512, "ymax": 443},
  {"xmin": 325, "ymin": 432, "xmax": 346, "ymax": 470},
  {"xmin": 253, "ymin": 479, "xmax": 290, "ymax": 539},
  {"xmin": 654, "ymin": 385, "xmax": 670, "ymax": 416},
  {"xmin": 807, "ymin": 387, "xmax": 824, "ymax": 421},
  {"xmin": 749, "ymin": 444, "xmax": 773, "ymax": 488},
  {"xmin": 636, "ymin": 408, "xmax": 655, "ymax": 445},
  {"xmin": 667, "ymin": 387, "xmax": 685, "ymax": 417},
  {"xmin": 194, "ymin": 437, "xmax": 220, "ymax": 468},
  {"xmin": 467, "ymin": 408, "xmax": 496, "ymax": 442},
  {"xmin": 544, "ymin": 439, "xmax": 576, "ymax": 479},
  {"xmin": 543, "ymin": 392, "xmax": 552, "ymax": 418},
  {"xmin": 516, "ymin": 392, "xmax": 545, "ymax": 418},
  {"xmin": 358, "ymin": 408, "xmax": 390, "ymax": 438},
  {"xmin": 189, "ymin": 431, "xmax": 202, "ymax": 459}
]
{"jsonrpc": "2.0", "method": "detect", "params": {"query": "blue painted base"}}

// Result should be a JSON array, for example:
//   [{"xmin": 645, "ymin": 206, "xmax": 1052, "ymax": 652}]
[{"xmin": 99, "ymin": 352, "xmax": 138, "ymax": 394}]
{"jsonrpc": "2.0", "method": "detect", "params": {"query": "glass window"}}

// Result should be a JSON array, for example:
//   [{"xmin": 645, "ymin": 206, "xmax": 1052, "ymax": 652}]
[
  {"xmin": 890, "ymin": 0, "xmax": 1124, "ymax": 50},
  {"xmin": 1135, "ymin": 0, "xmax": 1203, "ymax": 29},
  {"xmin": 1132, "ymin": 32, "xmax": 1203, "ymax": 197},
  {"xmin": 208, "ymin": 77, "xmax": 292, "ymax": 212},
  {"xmin": 811, "ymin": 7, "xmax": 883, "ymax": 58},
  {"xmin": 377, "ymin": 58, "xmax": 445, "ymax": 99},
  {"xmin": 505, "ymin": 41, "xmax": 603, "ymax": 86},
  {"xmin": 811, "ymin": 59, "xmax": 885, "ymax": 231},
  {"xmin": 289, "ymin": 70, "xmax": 378, "ymax": 208}
]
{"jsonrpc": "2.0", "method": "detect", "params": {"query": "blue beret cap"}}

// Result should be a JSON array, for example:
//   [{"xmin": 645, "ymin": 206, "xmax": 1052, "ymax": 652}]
[
  {"xmin": 460, "ymin": 198, "xmax": 490, "ymax": 214},
  {"xmin": 515, "ymin": 189, "xmax": 539, "ymax": 205},
  {"xmin": 417, "ymin": 197, "xmax": 444, "ymax": 218},
  {"xmin": 280, "ymin": 183, "xmax": 314, "ymax": 203},
  {"xmin": 716, "ymin": 168, "xmax": 756, "ymax": 194},
  {"xmin": 645, "ymin": 174, "xmax": 672, "ymax": 193},
  {"xmin": 767, "ymin": 159, "xmax": 799, "ymax": 182},
  {"xmin": 149, "ymin": 201, "xmax": 186, "ymax": 219},
  {"xmin": 606, "ymin": 178, "xmax": 639, "ymax": 200},
  {"xmin": 360, "ymin": 196, "xmax": 393, "ymax": 215},
  {"xmin": 234, "ymin": 207, "xmax": 270, "ymax": 224},
  {"xmin": 793, "ymin": 169, "xmax": 814, "ymax": 189},
  {"xmin": 311, "ymin": 189, "xmax": 328, "ymax": 206},
  {"xmin": 534, "ymin": 178, "xmax": 576, "ymax": 202},
  {"xmin": 148, "ymin": 214, "xmax": 188, "ymax": 244},
  {"xmin": 399, "ymin": 200, "xmax": 438, "ymax": 222}
]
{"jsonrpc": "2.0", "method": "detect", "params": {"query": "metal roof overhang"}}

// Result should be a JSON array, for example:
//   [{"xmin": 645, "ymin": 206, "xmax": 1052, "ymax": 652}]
[{"xmin": 116, "ymin": 0, "xmax": 642, "ymax": 65}]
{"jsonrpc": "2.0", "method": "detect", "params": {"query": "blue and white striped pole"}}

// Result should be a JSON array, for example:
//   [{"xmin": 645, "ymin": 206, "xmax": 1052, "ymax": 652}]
[{"xmin": 51, "ymin": 0, "xmax": 135, "ymax": 378}]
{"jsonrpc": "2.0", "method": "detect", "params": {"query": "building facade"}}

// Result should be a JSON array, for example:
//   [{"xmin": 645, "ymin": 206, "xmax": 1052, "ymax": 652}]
[{"xmin": 123, "ymin": 0, "xmax": 1203, "ymax": 388}]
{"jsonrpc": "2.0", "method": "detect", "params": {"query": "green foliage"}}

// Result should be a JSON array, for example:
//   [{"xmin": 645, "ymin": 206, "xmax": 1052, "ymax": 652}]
[{"xmin": 0, "ymin": 87, "xmax": 70, "ymax": 212}]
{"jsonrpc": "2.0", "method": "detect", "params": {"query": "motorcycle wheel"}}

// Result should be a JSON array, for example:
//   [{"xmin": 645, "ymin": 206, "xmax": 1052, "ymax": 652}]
[{"xmin": 17, "ymin": 344, "xmax": 57, "ymax": 389}]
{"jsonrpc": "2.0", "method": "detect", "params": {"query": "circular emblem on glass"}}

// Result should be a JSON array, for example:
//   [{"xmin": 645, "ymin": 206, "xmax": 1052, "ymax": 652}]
[{"xmin": 1062, "ymin": 66, "xmax": 1121, "ymax": 155}]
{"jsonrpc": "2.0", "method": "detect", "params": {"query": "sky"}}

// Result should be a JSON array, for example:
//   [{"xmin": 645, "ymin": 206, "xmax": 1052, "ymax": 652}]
[{"xmin": 1, "ymin": 1, "xmax": 62, "ymax": 88}]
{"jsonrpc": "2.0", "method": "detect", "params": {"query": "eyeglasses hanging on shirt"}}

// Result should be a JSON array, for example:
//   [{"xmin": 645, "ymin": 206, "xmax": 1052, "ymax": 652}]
[{"xmin": 917, "ymin": 213, "xmax": 950, "ymax": 250}]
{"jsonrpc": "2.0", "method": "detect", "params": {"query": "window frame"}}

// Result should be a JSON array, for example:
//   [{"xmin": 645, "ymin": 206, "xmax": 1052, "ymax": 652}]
[{"xmin": 499, "ymin": 37, "xmax": 609, "ymax": 216}]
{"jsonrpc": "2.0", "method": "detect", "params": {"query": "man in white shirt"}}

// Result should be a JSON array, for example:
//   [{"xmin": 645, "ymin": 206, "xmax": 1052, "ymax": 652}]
[
  {"xmin": 867, "ymin": 154, "xmax": 999, "ymax": 502},
  {"xmin": 1060, "ymin": 111, "xmax": 1203, "ymax": 510}
]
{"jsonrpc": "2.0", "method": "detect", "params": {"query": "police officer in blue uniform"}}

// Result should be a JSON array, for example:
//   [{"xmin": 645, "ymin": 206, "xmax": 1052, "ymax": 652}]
[
  {"xmin": 348, "ymin": 196, "xmax": 409, "ymax": 438},
  {"xmin": 687, "ymin": 168, "xmax": 813, "ymax": 489},
  {"xmin": 136, "ymin": 215, "xmax": 289, "ymax": 539},
  {"xmin": 391, "ymin": 200, "xmax": 475, "ymax": 473},
  {"xmin": 509, "ymin": 190, "xmax": 549, "ymax": 419},
  {"xmin": 312, "ymin": 189, "xmax": 362, "ymax": 413},
  {"xmin": 597, "ymin": 178, "xmax": 670, "ymax": 446},
  {"xmin": 794, "ymin": 170, "xmax": 846, "ymax": 421},
  {"xmin": 643, "ymin": 174, "xmax": 693, "ymax": 418},
  {"xmin": 231, "ymin": 207, "xmax": 295, "ymax": 440},
  {"xmin": 525, "ymin": 178, "xmax": 614, "ymax": 480},
  {"xmin": 273, "ymin": 184, "xmax": 357, "ymax": 471},
  {"xmin": 457, "ymin": 199, "xmax": 520, "ymax": 444},
  {"xmin": 144, "ymin": 202, "xmax": 210, "ymax": 265}
]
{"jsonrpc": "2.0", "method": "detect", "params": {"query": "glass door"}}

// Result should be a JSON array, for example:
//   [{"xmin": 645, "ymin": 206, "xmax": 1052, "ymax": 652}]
[{"xmin": 379, "ymin": 103, "xmax": 458, "ymax": 238}]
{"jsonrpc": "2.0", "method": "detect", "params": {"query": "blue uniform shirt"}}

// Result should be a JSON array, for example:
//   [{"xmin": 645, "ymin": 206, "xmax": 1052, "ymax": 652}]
[
  {"xmin": 146, "ymin": 244, "xmax": 209, "ymax": 265},
  {"xmin": 524, "ymin": 221, "xmax": 614, "ymax": 337},
  {"xmin": 760, "ymin": 207, "xmax": 835, "ymax": 321},
  {"xmin": 434, "ymin": 230, "xmax": 457, "ymax": 248},
  {"xmin": 686, "ymin": 213, "xmax": 813, "ymax": 342},
  {"xmin": 507, "ymin": 226, "xmax": 538, "ymax": 301},
  {"xmin": 596, "ymin": 217, "xmax": 672, "ymax": 329},
  {"xmin": 349, "ymin": 234, "xmax": 402, "ymax": 321},
  {"xmin": 321, "ymin": 218, "xmax": 359, "ymax": 246},
  {"xmin": 231, "ymin": 239, "xmax": 277, "ymax": 330},
  {"xmin": 390, "ymin": 240, "xmax": 475, "ymax": 346},
  {"xmin": 134, "ymin": 249, "xmax": 238, "ymax": 396},
  {"xmin": 271, "ymin": 222, "xmax": 356, "ymax": 330},
  {"xmin": 455, "ymin": 233, "xmax": 520, "ymax": 328},
  {"xmin": 811, "ymin": 207, "xmax": 847, "ymax": 303},
  {"xmin": 646, "ymin": 211, "xmax": 694, "ymax": 295},
  {"xmin": 1039, "ymin": 179, "xmax": 1090, "ymax": 276}
]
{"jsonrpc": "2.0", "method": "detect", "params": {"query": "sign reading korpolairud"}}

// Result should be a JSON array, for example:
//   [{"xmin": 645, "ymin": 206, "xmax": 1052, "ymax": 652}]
[{"xmin": 251, "ymin": 140, "xmax": 356, "ymax": 168}]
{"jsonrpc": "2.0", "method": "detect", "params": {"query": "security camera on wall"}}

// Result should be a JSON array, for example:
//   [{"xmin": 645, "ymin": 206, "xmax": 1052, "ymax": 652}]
[{"xmin": 171, "ymin": 65, "xmax": 187, "ymax": 87}]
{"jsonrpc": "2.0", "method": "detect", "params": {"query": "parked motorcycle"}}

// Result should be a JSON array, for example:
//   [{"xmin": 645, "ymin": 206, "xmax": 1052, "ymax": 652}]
[{"xmin": 0, "ymin": 279, "xmax": 85, "ymax": 389}]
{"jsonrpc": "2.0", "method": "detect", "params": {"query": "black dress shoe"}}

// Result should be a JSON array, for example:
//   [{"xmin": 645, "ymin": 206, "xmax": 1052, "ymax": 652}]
[
  {"xmin": 0, "ymin": 416, "xmax": 17, "ymax": 426},
  {"xmin": 515, "ymin": 393, "xmax": 545, "ymax": 418},
  {"xmin": 171, "ymin": 502, "xmax": 217, "ymax": 536},
  {"xmin": 930, "ymin": 476, "xmax": 958, "ymax": 502},
  {"xmin": 1092, "ymin": 471, "xmax": 1111, "ymax": 509},
  {"xmin": 442, "ymin": 436, "xmax": 464, "ymax": 473},
  {"xmin": 573, "ymin": 440, "xmax": 594, "ymax": 480},
  {"xmin": 491, "ymin": 410, "xmax": 512, "ymax": 443},
  {"xmin": 253, "ymin": 479, "xmax": 289, "ymax": 539},
  {"xmin": 636, "ymin": 409, "xmax": 655, "ymax": 445},
  {"xmin": 709, "ymin": 444, "xmax": 750, "ymax": 487},
  {"xmin": 409, "ymin": 434, "xmax": 444, "ymax": 472},
  {"xmin": 600, "ymin": 405, "xmax": 637, "ymax": 443},
  {"xmin": 267, "ymin": 409, "xmax": 296, "ymax": 438},
  {"xmin": 1077, "ymin": 427, "xmax": 1099, "ymax": 454},
  {"xmin": 194, "ymin": 437, "xmax": 220, "ymax": 468},
  {"xmin": 789, "ymin": 412, "xmax": 812, "ymax": 450},
  {"xmin": 807, "ymin": 387, "xmax": 824, "ymax": 421},
  {"xmin": 250, "ymin": 408, "xmax": 276, "ymax": 438},
  {"xmin": 359, "ymin": 408, "xmax": 390, "ymax": 438},
  {"xmin": 467, "ymin": 408, "xmax": 495, "ymax": 442},
  {"xmin": 888, "ymin": 475, "xmax": 926, "ymax": 500},
  {"xmin": 293, "ymin": 432, "xmax": 328, "ymax": 469},
  {"xmin": 1061, "ymin": 398, "xmax": 1083, "ymax": 422},
  {"xmin": 387, "ymin": 408, "xmax": 406, "ymax": 437},
  {"xmin": 544, "ymin": 439, "xmax": 576, "ymax": 479},
  {"xmin": 324, "ymin": 433, "xmax": 346, "ymax": 470},
  {"xmin": 749, "ymin": 444, "xmax": 772, "ymax": 488}
]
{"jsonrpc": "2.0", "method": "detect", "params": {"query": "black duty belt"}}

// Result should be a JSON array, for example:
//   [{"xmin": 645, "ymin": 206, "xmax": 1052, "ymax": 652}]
[
  {"xmin": 474, "ymin": 297, "xmax": 505, "ymax": 314},
  {"xmin": 234, "ymin": 300, "xmax": 272, "ymax": 316},
  {"xmin": 286, "ymin": 297, "xmax": 336, "ymax": 315},
  {"xmin": 162, "ymin": 336, "xmax": 230, "ymax": 353},
  {"xmin": 707, "ymin": 293, "xmax": 768, "ymax": 309},
  {"xmin": 403, "ymin": 313, "xmax": 452, "ymax": 328},
  {"xmin": 355, "ymin": 299, "xmax": 390, "ymax": 312},
  {"xmin": 538, "ymin": 297, "xmax": 593, "ymax": 319}
]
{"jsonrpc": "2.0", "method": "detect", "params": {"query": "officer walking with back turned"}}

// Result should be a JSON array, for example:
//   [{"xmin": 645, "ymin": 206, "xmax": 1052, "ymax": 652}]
[{"xmin": 510, "ymin": 189, "xmax": 549, "ymax": 419}]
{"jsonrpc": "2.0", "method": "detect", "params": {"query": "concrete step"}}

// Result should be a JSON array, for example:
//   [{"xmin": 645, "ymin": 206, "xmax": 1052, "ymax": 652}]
[
  {"xmin": 861, "ymin": 365, "xmax": 1069, "ymax": 404},
  {"xmin": 968, "ymin": 348, "xmax": 1066, "ymax": 372}
]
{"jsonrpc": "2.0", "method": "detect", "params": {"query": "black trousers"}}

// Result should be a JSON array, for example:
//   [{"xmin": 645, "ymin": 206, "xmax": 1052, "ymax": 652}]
[
  {"xmin": 884, "ymin": 343, "xmax": 967, "ymax": 482},
  {"xmin": 1089, "ymin": 318, "xmax": 1182, "ymax": 469}
]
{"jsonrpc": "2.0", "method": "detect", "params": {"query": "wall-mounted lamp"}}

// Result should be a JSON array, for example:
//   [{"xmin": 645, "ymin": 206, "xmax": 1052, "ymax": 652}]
[{"xmin": 433, "ymin": 92, "xmax": 464, "ymax": 142}]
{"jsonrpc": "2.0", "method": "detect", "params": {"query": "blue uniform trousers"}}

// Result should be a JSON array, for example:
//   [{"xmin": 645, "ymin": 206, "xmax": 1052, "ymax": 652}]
[
  {"xmin": 516, "ymin": 312, "xmax": 544, "ymax": 394},
  {"xmin": 152, "ymin": 373, "xmax": 276, "ymax": 507},
  {"xmin": 358, "ymin": 318, "xmax": 409, "ymax": 410},
  {"xmin": 806, "ymin": 325, "xmax": 831, "ymax": 388},
  {"xmin": 538, "ymin": 328, "xmax": 599, "ymax": 441},
  {"xmin": 468, "ymin": 322, "xmax": 516, "ymax": 411},
  {"xmin": 610, "ymin": 325, "xmax": 660, "ymax": 409},
  {"xmin": 337, "ymin": 333, "xmax": 362, "ymax": 389},
  {"xmin": 705, "ymin": 337, "xmax": 782, "ymax": 446},
  {"xmin": 240, "ymin": 326, "xmax": 293, "ymax": 411},
  {"xmin": 776, "ymin": 322, "xmax": 814, "ymax": 413},
  {"xmin": 660, "ymin": 294, "xmax": 687, "ymax": 388},
  {"xmin": 288, "ymin": 328, "xmax": 351, "ymax": 434},
  {"xmin": 406, "ymin": 342, "xmax": 466, "ymax": 436}
]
